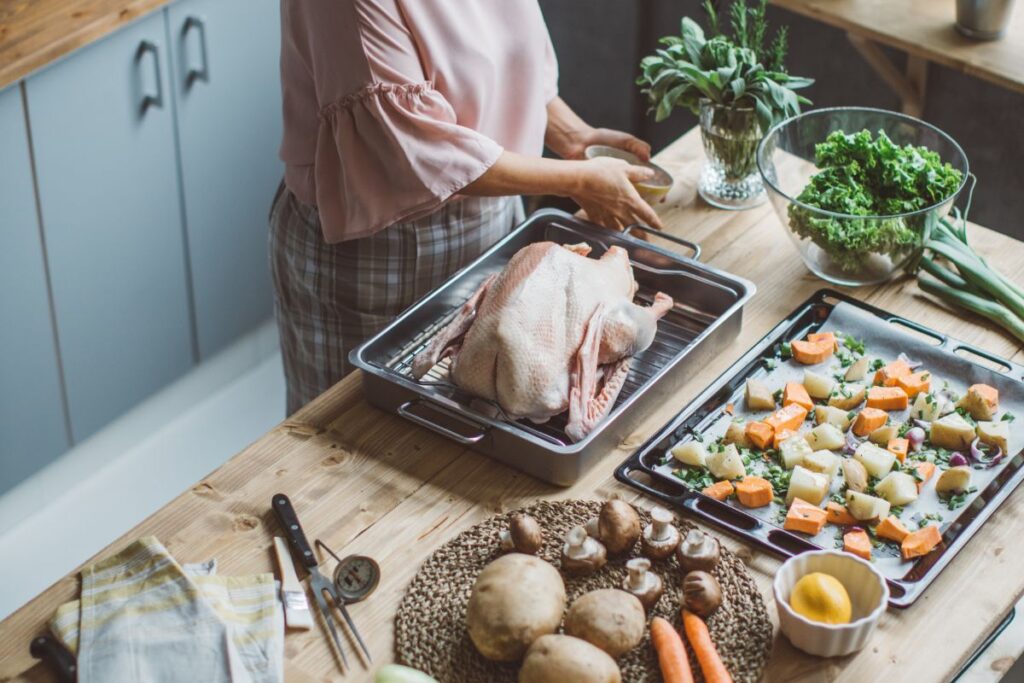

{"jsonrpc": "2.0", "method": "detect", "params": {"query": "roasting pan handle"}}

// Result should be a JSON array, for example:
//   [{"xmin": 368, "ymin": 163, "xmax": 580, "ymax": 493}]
[
  {"xmin": 624, "ymin": 224, "xmax": 701, "ymax": 261},
  {"xmin": 398, "ymin": 400, "xmax": 489, "ymax": 445}
]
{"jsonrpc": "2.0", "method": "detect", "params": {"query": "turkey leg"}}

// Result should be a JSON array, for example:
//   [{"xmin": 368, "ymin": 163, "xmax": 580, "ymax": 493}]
[
  {"xmin": 411, "ymin": 274, "xmax": 496, "ymax": 379},
  {"xmin": 566, "ymin": 305, "xmax": 632, "ymax": 442}
]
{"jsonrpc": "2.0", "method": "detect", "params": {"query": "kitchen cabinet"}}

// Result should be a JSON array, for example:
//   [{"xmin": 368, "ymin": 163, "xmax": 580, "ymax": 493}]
[
  {"xmin": 25, "ymin": 12, "xmax": 194, "ymax": 442},
  {"xmin": 167, "ymin": 0, "xmax": 281, "ymax": 359},
  {"xmin": 0, "ymin": 84, "xmax": 70, "ymax": 494}
]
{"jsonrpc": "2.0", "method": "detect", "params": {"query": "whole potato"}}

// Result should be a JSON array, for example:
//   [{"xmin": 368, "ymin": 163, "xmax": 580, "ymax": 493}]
[
  {"xmin": 563, "ymin": 589, "xmax": 645, "ymax": 657},
  {"xmin": 519, "ymin": 635, "xmax": 621, "ymax": 683},
  {"xmin": 466, "ymin": 553, "xmax": 566, "ymax": 661}
]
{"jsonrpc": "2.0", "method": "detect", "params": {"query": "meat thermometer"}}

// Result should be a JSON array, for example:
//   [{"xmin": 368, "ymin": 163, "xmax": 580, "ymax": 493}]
[{"xmin": 315, "ymin": 539, "xmax": 381, "ymax": 603}]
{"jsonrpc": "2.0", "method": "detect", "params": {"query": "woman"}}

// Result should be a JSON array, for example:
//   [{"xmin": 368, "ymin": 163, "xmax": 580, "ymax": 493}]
[{"xmin": 272, "ymin": 0, "xmax": 663, "ymax": 413}]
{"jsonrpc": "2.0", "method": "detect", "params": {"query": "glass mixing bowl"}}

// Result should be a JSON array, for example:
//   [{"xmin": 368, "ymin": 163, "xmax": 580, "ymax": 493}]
[{"xmin": 756, "ymin": 107, "xmax": 971, "ymax": 286}]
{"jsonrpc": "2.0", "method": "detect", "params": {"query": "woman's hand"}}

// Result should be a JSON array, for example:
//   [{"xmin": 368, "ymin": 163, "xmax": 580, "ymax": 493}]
[
  {"xmin": 570, "ymin": 157, "xmax": 664, "ymax": 232},
  {"xmin": 545, "ymin": 97, "xmax": 652, "ymax": 161}
]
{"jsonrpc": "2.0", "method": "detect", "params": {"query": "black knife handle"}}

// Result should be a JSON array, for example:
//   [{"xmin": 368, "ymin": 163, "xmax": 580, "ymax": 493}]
[
  {"xmin": 30, "ymin": 634, "xmax": 76, "ymax": 683},
  {"xmin": 272, "ymin": 493, "xmax": 318, "ymax": 569}
]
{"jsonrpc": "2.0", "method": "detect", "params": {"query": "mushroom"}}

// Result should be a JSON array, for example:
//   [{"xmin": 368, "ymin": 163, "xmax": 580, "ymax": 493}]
[
  {"xmin": 466, "ymin": 553, "xmax": 566, "ymax": 661},
  {"xmin": 561, "ymin": 525, "xmax": 607, "ymax": 576},
  {"xmin": 598, "ymin": 500, "xmax": 641, "ymax": 556},
  {"xmin": 584, "ymin": 516, "xmax": 601, "ymax": 538},
  {"xmin": 520, "ymin": 635, "xmax": 622, "ymax": 683},
  {"xmin": 499, "ymin": 513, "xmax": 543, "ymax": 554},
  {"xmin": 682, "ymin": 570, "xmax": 722, "ymax": 617},
  {"xmin": 675, "ymin": 529, "xmax": 720, "ymax": 573},
  {"xmin": 622, "ymin": 557, "xmax": 663, "ymax": 612},
  {"xmin": 641, "ymin": 506, "xmax": 680, "ymax": 559},
  {"xmin": 564, "ymin": 589, "xmax": 645, "ymax": 657}
]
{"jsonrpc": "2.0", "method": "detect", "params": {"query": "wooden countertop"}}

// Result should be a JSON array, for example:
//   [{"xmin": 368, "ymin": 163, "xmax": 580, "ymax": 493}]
[
  {"xmin": 0, "ymin": 0, "xmax": 171, "ymax": 90},
  {"xmin": 771, "ymin": 0, "xmax": 1024, "ymax": 95},
  {"xmin": 2, "ymin": 127, "xmax": 1024, "ymax": 682}
]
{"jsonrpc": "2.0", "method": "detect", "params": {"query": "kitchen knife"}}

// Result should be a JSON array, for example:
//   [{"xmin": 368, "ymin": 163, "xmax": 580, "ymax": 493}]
[
  {"xmin": 272, "ymin": 493, "xmax": 348, "ymax": 671},
  {"xmin": 29, "ymin": 634, "xmax": 76, "ymax": 683}
]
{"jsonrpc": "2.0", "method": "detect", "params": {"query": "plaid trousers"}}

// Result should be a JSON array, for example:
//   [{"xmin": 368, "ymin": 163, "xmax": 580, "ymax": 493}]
[{"xmin": 268, "ymin": 182, "xmax": 523, "ymax": 414}]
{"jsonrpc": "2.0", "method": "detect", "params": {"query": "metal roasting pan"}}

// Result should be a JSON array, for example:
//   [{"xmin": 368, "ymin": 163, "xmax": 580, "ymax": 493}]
[
  {"xmin": 349, "ymin": 209, "xmax": 755, "ymax": 486},
  {"xmin": 615, "ymin": 289, "xmax": 1024, "ymax": 607}
]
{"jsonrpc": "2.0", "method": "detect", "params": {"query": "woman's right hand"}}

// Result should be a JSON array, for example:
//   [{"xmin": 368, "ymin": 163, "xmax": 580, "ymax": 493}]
[{"xmin": 570, "ymin": 157, "xmax": 665, "ymax": 232}]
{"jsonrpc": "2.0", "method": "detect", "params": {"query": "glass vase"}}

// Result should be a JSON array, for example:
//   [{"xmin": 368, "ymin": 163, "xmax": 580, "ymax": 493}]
[{"xmin": 698, "ymin": 99, "xmax": 767, "ymax": 210}]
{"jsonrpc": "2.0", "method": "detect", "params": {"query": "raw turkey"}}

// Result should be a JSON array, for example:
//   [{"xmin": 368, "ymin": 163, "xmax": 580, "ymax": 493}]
[{"xmin": 411, "ymin": 241, "xmax": 673, "ymax": 441}]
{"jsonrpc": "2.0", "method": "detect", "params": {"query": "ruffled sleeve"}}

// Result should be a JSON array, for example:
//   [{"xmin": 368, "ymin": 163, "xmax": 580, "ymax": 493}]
[{"xmin": 315, "ymin": 82, "xmax": 503, "ymax": 242}]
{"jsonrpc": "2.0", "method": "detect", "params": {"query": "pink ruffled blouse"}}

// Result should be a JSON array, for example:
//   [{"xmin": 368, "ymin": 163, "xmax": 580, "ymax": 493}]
[{"xmin": 279, "ymin": 0, "xmax": 559, "ymax": 242}]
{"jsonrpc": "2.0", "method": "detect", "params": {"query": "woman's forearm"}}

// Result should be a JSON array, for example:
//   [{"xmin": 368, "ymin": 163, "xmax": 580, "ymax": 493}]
[
  {"xmin": 462, "ymin": 151, "xmax": 581, "ymax": 198},
  {"xmin": 545, "ymin": 96, "xmax": 593, "ymax": 160}
]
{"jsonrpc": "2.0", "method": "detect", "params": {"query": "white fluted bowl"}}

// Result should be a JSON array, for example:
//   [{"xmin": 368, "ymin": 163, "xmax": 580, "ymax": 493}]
[{"xmin": 773, "ymin": 550, "xmax": 889, "ymax": 657}]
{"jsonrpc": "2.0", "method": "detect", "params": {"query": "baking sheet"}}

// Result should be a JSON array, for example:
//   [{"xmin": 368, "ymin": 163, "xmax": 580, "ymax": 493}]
[{"xmin": 653, "ymin": 301, "xmax": 1024, "ymax": 581}]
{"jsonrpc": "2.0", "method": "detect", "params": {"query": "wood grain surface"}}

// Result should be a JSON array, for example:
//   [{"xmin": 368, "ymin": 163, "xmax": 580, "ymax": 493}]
[
  {"xmin": 1, "ymin": 128, "xmax": 1023, "ymax": 682},
  {"xmin": 771, "ymin": 0, "xmax": 1024, "ymax": 95},
  {"xmin": 0, "ymin": 0, "xmax": 170, "ymax": 89}
]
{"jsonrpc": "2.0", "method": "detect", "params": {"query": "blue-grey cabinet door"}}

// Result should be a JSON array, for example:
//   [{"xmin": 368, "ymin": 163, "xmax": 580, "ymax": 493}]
[
  {"xmin": 26, "ymin": 12, "xmax": 194, "ymax": 442},
  {"xmin": 167, "ymin": 0, "xmax": 282, "ymax": 359},
  {"xmin": 0, "ymin": 84, "xmax": 70, "ymax": 494}
]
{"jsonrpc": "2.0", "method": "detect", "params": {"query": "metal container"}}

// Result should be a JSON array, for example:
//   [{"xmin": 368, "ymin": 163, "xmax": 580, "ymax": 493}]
[
  {"xmin": 956, "ymin": 0, "xmax": 1016, "ymax": 39},
  {"xmin": 350, "ymin": 209, "xmax": 755, "ymax": 486}
]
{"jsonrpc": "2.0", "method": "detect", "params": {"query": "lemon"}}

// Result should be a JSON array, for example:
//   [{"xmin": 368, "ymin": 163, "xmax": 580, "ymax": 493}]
[{"xmin": 789, "ymin": 572, "xmax": 852, "ymax": 624}]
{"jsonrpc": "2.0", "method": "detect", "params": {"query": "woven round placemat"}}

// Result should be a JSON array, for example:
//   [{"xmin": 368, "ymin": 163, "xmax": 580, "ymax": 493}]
[{"xmin": 395, "ymin": 499, "xmax": 772, "ymax": 683}]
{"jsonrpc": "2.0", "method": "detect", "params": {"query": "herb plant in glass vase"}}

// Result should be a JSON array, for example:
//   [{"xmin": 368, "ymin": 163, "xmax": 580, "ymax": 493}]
[{"xmin": 638, "ymin": 0, "xmax": 813, "ymax": 209}]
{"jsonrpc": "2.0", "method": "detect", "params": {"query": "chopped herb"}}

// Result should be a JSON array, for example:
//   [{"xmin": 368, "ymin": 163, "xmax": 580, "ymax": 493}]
[
  {"xmin": 918, "ymin": 512, "xmax": 943, "ymax": 529},
  {"xmin": 870, "ymin": 358, "xmax": 885, "ymax": 372},
  {"xmin": 890, "ymin": 505, "xmax": 904, "ymax": 517},
  {"xmin": 842, "ymin": 334, "xmax": 866, "ymax": 355},
  {"xmin": 829, "ymin": 492, "xmax": 846, "ymax": 505},
  {"xmin": 763, "ymin": 465, "xmax": 791, "ymax": 497},
  {"xmin": 672, "ymin": 466, "xmax": 715, "ymax": 491},
  {"xmin": 955, "ymin": 407, "xmax": 977, "ymax": 426},
  {"xmin": 847, "ymin": 410, "xmax": 858, "ymax": 421},
  {"xmin": 925, "ymin": 393, "xmax": 936, "ymax": 406},
  {"xmin": 780, "ymin": 342, "xmax": 793, "ymax": 359},
  {"xmin": 836, "ymin": 349, "xmax": 855, "ymax": 368},
  {"xmin": 773, "ymin": 388, "xmax": 784, "ymax": 404},
  {"xmin": 897, "ymin": 421, "xmax": 912, "ymax": 437},
  {"xmin": 941, "ymin": 486, "xmax": 978, "ymax": 510},
  {"xmin": 764, "ymin": 357, "xmax": 778, "ymax": 370},
  {"xmin": 732, "ymin": 415, "xmax": 745, "ymax": 423},
  {"xmin": 1002, "ymin": 412, "xmax": 1016, "ymax": 423},
  {"xmin": 692, "ymin": 430, "xmax": 705, "ymax": 443}
]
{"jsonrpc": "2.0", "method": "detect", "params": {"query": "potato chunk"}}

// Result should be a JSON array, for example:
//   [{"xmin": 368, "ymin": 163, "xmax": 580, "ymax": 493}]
[
  {"xmin": 803, "ymin": 370, "xmax": 835, "ymax": 400},
  {"xmin": 935, "ymin": 466, "xmax": 972, "ymax": 495},
  {"xmin": 853, "ymin": 442, "xmax": 896, "ymax": 478},
  {"xmin": 976, "ymin": 420, "xmax": 1009, "ymax": 454},
  {"xmin": 805, "ymin": 423, "xmax": 845, "ymax": 451},
  {"xmin": 815, "ymin": 405, "xmax": 852, "ymax": 431},
  {"xmin": 779, "ymin": 435, "xmax": 814, "ymax": 470},
  {"xmin": 723, "ymin": 421, "xmax": 752, "ymax": 448},
  {"xmin": 845, "ymin": 490, "xmax": 891, "ymax": 523},
  {"xmin": 868, "ymin": 424, "xmax": 899, "ymax": 445},
  {"xmin": 671, "ymin": 441, "xmax": 707, "ymax": 468},
  {"xmin": 745, "ymin": 378, "xmax": 776, "ymax": 411},
  {"xmin": 930, "ymin": 413, "xmax": 977, "ymax": 451},
  {"xmin": 787, "ymin": 465, "xmax": 829, "ymax": 505},
  {"xmin": 875, "ymin": 471, "xmax": 919, "ymax": 506},
  {"xmin": 957, "ymin": 384, "xmax": 999, "ymax": 421},
  {"xmin": 707, "ymin": 444, "xmax": 746, "ymax": 480},
  {"xmin": 845, "ymin": 356, "xmax": 869, "ymax": 382},
  {"xmin": 910, "ymin": 392, "xmax": 941, "ymax": 422},
  {"xmin": 803, "ymin": 449, "xmax": 840, "ymax": 480},
  {"xmin": 828, "ymin": 383, "xmax": 867, "ymax": 410}
]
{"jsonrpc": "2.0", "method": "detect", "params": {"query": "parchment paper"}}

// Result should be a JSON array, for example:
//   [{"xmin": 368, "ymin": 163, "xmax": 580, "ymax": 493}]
[{"xmin": 655, "ymin": 301, "xmax": 1024, "ymax": 579}]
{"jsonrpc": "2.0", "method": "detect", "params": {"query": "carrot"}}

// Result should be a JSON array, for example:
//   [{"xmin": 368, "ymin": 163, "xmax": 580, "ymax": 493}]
[
  {"xmin": 651, "ymin": 616, "xmax": 694, "ymax": 683},
  {"xmin": 682, "ymin": 609, "xmax": 733, "ymax": 683}
]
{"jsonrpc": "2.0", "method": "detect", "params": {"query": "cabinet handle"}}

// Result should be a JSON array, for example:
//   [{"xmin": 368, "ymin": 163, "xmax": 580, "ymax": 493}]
[
  {"xmin": 183, "ymin": 16, "xmax": 210, "ymax": 87},
  {"xmin": 136, "ymin": 40, "xmax": 164, "ymax": 113}
]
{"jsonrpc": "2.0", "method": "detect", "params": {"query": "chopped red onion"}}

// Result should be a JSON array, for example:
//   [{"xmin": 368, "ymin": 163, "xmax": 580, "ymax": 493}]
[
  {"xmin": 897, "ymin": 352, "xmax": 923, "ymax": 370},
  {"xmin": 843, "ymin": 429, "xmax": 863, "ymax": 455},
  {"xmin": 949, "ymin": 452, "xmax": 969, "ymax": 467},
  {"xmin": 906, "ymin": 427, "xmax": 926, "ymax": 452},
  {"xmin": 970, "ymin": 437, "xmax": 1003, "ymax": 468}
]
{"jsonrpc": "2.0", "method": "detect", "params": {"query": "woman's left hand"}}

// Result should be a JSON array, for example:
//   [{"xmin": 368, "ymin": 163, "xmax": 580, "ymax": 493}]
[
  {"xmin": 545, "ymin": 97, "xmax": 652, "ymax": 161},
  {"xmin": 565, "ymin": 127, "xmax": 651, "ymax": 162}
]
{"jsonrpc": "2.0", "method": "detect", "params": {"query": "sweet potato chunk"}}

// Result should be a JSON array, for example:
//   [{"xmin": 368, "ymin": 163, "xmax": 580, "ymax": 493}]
[
  {"xmin": 843, "ymin": 529, "xmax": 873, "ymax": 561},
  {"xmin": 702, "ymin": 480, "xmax": 735, "ymax": 501},
  {"xmin": 901, "ymin": 525, "xmax": 942, "ymax": 560},
  {"xmin": 783, "ymin": 382, "xmax": 814, "ymax": 412},
  {"xmin": 764, "ymin": 403, "xmax": 809, "ymax": 434},
  {"xmin": 852, "ymin": 407, "xmax": 888, "ymax": 437},
  {"xmin": 894, "ymin": 371, "xmax": 931, "ymax": 398},
  {"xmin": 874, "ymin": 359, "xmax": 912, "ymax": 386},
  {"xmin": 745, "ymin": 421, "xmax": 774, "ymax": 450},
  {"xmin": 886, "ymin": 437, "xmax": 909, "ymax": 463},
  {"xmin": 825, "ymin": 501, "xmax": 857, "ymax": 526},
  {"xmin": 866, "ymin": 386, "xmax": 909, "ymax": 411},
  {"xmin": 735, "ymin": 476, "xmax": 774, "ymax": 508},
  {"xmin": 958, "ymin": 384, "xmax": 999, "ymax": 420},
  {"xmin": 784, "ymin": 498, "xmax": 828, "ymax": 535},
  {"xmin": 792, "ymin": 339, "xmax": 833, "ymax": 365},
  {"xmin": 914, "ymin": 461, "xmax": 936, "ymax": 491},
  {"xmin": 807, "ymin": 331, "xmax": 838, "ymax": 351},
  {"xmin": 876, "ymin": 515, "xmax": 911, "ymax": 543}
]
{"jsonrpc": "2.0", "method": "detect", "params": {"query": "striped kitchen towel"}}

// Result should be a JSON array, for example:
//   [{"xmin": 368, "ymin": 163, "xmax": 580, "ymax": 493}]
[{"xmin": 49, "ymin": 536, "xmax": 283, "ymax": 683}]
